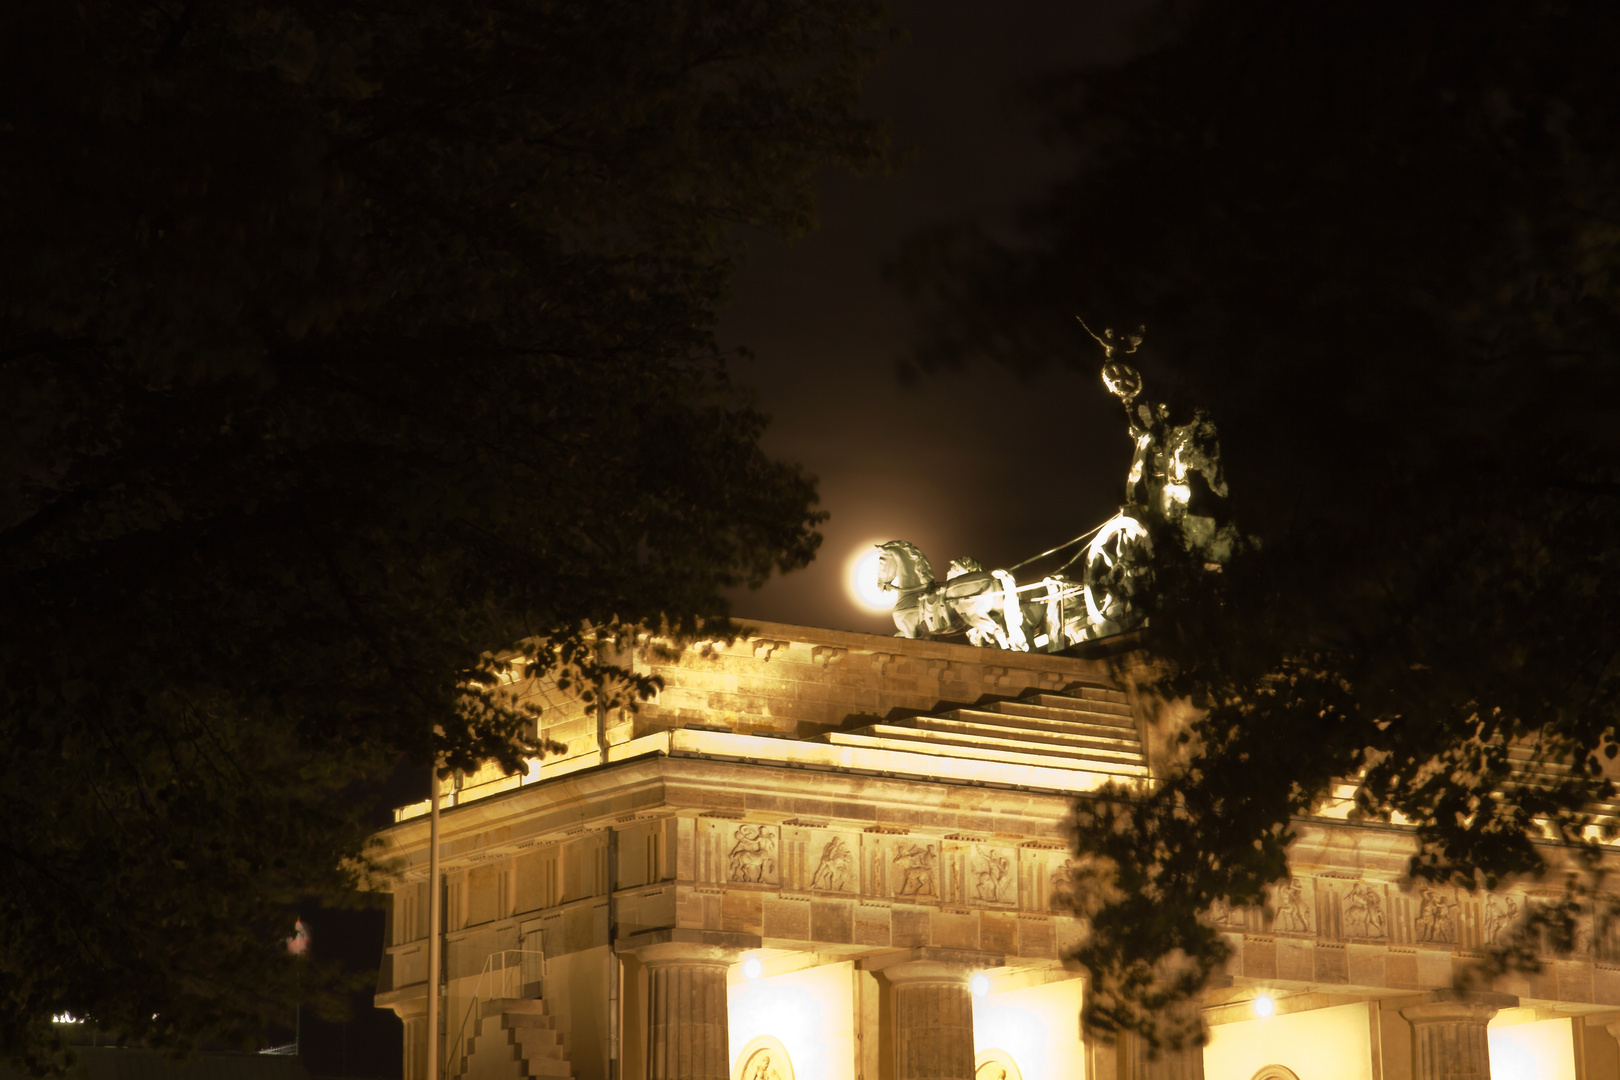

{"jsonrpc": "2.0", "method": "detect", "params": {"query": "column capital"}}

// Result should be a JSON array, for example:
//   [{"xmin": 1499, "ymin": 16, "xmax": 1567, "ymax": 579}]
[
  {"xmin": 1399, "ymin": 989, "xmax": 1518, "ymax": 1026},
  {"xmin": 860, "ymin": 947, "xmax": 1004, "ymax": 984},
  {"xmin": 616, "ymin": 927, "xmax": 760, "ymax": 966},
  {"xmin": 1399, "ymin": 989, "xmax": 1516, "ymax": 1080}
]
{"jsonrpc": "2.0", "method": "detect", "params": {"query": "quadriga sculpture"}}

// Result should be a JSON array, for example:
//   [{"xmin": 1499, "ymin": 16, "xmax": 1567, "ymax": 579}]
[
  {"xmin": 870, "ymin": 323, "xmax": 1237, "ymax": 652},
  {"xmin": 874, "ymin": 543, "xmax": 1056, "ymax": 650}
]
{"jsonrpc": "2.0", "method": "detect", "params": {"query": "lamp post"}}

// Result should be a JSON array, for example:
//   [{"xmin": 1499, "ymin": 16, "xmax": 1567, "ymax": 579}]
[{"xmin": 426, "ymin": 761, "xmax": 442, "ymax": 1080}]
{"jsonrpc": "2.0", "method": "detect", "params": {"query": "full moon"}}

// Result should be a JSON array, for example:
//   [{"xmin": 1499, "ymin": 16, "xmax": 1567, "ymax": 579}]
[{"xmin": 846, "ymin": 543, "xmax": 896, "ymax": 612}]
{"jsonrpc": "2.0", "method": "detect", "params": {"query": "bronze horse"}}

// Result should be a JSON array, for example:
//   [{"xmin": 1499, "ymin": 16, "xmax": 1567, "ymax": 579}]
[{"xmin": 875, "ymin": 543, "xmax": 1052, "ymax": 648}]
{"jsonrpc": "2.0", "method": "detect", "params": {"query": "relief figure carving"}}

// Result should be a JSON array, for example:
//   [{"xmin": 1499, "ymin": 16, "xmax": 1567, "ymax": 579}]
[
  {"xmin": 727, "ymin": 824, "xmax": 777, "ymax": 884},
  {"xmin": 741, "ymin": 1049, "xmax": 788, "ymax": 1080},
  {"xmin": 972, "ymin": 847, "xmax": 1012, "ymax": 903},
  {"xmin": 1575, "ymin": 916, "xmax": 1594, "ymax": 957},
  {"xmin": 1415, "ymin": 887, "xmax": 1458, "ymax": 944},
  {"xmin": 1273, "ymin": 880, "xmax": 1312, "ymax": 933},
  {"xmin": 893, "ymin": 843, "xmax": 938, "ymax": 897},
  {"xmin": 1343, "ymin": 883, "xmax": 1386, "ymax": 938},
  {"xmin": 1483, "ymin": 894, "xmax": 1519, "ymax": 946},
  {"xmin": 1048, "ymin": 859, "xmax": 1078, "ymax": 908},
  {"xmin": 810, "ymin": 836, "xmax": 854, "ymax": 892},
  {"xmin": 1208, "ymin": 896, "xmax": 1246, "ymax": 928}
]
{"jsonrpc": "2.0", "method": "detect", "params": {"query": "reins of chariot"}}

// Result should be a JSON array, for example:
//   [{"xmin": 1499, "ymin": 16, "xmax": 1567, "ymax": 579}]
[{"xmin": 1006, "ymin": 520, "xmax": 1109, "ymax": 573}]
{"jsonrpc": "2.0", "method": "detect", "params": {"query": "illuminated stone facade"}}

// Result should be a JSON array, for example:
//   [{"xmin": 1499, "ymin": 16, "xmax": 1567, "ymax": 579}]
[{"xmin": 373, "ymin": 623, "xmax": 1620, "ymax": 1080}]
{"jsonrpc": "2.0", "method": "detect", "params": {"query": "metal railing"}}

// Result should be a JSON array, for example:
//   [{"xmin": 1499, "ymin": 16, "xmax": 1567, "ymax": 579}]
[{"xmin": 442, "ymin": 949, "xmax": 546, "ymax": 1080}]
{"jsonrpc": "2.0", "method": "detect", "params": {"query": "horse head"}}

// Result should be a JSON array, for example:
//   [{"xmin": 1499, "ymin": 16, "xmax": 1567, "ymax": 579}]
[{"xmin": 877, "ymin": 541, "xmax": 934, "ymax": 592}]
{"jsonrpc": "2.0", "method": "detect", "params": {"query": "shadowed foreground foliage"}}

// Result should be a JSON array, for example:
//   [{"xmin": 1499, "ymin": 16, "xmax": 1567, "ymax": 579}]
[
  {"xmin": 0, "ymin": 0, "xmax": 889, "ymax": 1071},
  {"xmin": 893, "ymin": 0, "xmax": 1620, "ymax": 1050}
]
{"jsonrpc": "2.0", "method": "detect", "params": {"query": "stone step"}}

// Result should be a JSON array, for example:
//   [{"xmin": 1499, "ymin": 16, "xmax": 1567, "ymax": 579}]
[
  {"xmin": 818, "ymin": 730, "xmax": 1149, "ymax": 777},
  {"xmin": 460, "ymin": 998, "xmax": 572, "ymax": 1080},
  {"xmin": 1039, "ymin": 684, "xmax": 1130, "ymax": 706},
  {"xmin": 1019, "ymin": 692, "xmax": 1134, "ymax": 718},
  {"xmin": 470, "ymin": 1027, "xmax": 558, "ymax": 1053},
  {"xmin": 483, "ymin": 998, "xmax": 549, "ymax": 1019},
  {"xmin": 505, "ymin": 1031, "xmax": 563, "ymax": 1061},
  {"xmin": 987, "ymin": 699, "xmax": 1136, "ymax": 729},
  {"xmin": 894, "ymin": 718, "xmax": 1144, "ymax": 763},
  {"xmin": 980, "ymin": 680, "xmax": 1127, "ymax": 703},
  {"xmin": 466, "ymin": 1061, "xmax": 538, "ymax": 1080},
  {"xmin": 515, "ymin": 1041, "xmax": 564, "ymax": 1061},
  {"xmin": 521, "ymin": 1055, "xmax": 574, "ymax": 1077},
  {"xmin": 941, "ymin": 708, "xmax": 1142, "ymax": 745},
  {"xmin": 504, "ymin": 999, "xmax": 550, "ymax": 1015},
  {"xmin": 508, "ymin": 1029, "xmax": 560, "ymax": 1049},
  {"xmin": 517, "ymin": 1044, "xmax": 564, "ymax": 1064}
]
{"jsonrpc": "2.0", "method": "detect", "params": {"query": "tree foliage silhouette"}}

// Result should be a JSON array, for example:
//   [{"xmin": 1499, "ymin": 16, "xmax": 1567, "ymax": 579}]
[
  {"xmin": 0, "ymin": 0, "xmax": 889, "ymax": 1070},
  {"xmin": 893, "ymin": 0, "xmax": 1620, "ymax": 1049}
]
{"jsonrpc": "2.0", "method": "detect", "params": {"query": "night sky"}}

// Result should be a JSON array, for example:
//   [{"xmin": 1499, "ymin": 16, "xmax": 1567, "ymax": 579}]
[
  {"xmin": 318, "ymin": 5, "xmax": 1150, "ymax": 1075},
  {"xmin": 722, "ymin": 0, "xmax": 1150, "ymax": 636}
]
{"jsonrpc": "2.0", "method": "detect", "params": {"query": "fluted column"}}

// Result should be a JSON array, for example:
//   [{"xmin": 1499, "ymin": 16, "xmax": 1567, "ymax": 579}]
[
  {"xmin": 891, "ymin": 963, "xmax": 976, "ymax": 1080},
  {"xmin": 1400, "ymin": 990, "xmax": 1516, "ymax": 1080},
  {"xmin": 1119, "ymin": 1028, "xmax": 1205, "ymax": 1080},
  {"xmin": 637, "ymin": 942, "xmax": 740, "ymax": 1080},
  {"xmin": 864, "ymin": 948, "xmax": 1003, "ymax": 1080}
]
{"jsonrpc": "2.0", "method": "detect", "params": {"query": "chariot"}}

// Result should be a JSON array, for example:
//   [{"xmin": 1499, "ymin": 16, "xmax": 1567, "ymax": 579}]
[{"xmin": 874, "ymin": 327, "xmax": 1234, "ymax": 653}]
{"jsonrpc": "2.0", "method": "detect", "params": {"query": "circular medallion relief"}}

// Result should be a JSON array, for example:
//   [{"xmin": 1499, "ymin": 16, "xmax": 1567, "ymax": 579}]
[
  {"xmin": 732, "ymin": 1036, "xmax": 794, "ymax": 1080},
  {"xmin": 974, "ymin": 1049, "xmax": 1022, "ymax": 1080},
  {"xmin": 1251, "ymin": 1068, "xmax": 1300, "ymax": 1080}
]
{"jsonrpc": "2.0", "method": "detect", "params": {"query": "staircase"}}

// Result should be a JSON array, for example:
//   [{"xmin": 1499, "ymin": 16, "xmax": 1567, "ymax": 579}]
[
  {"xmin": 813, "ymin": 685, "xmax": 1147, "ymax": 779},
  {"xmin": 451, "ymin": 998, "xmax": 573, "ymax": 1080}
]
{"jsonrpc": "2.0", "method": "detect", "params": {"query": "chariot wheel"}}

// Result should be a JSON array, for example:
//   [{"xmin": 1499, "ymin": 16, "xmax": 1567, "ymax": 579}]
[{"xmin": 1082, "ymin": 513, "xmax": 1151, "ymax": 626}]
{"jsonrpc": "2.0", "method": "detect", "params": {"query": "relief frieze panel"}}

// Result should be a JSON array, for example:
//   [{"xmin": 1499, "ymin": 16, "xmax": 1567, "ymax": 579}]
[
  {"xmin": 1574, "ymin": 911, "xmax": 1595, "ymax": 958},
  {"xmin": 1047, "ymin": 857, "xmax": 1079, "ymax": 914},
  {"xmin": 1482, "ymin": 892, "xmax": 1524, "ymax": 947},
  {"xmin": 801, "ymin": 829, "xmax": 859, "ymax": 894},
  {"xmin": 727, "ymin": 823, "xmax": 779, "ymax": 885},
  {"xmin": 694, "ymin": 818, "xmax": 782, "ymax": 887},
  {"xmin": 1018, "ymin": 847, "xmax": 1069, "ymax": 913},
  {"xmin": 941, "ymin": 841, "xmax": 1017, "ymax": 907},
  {"xmin": 1412, "ymin": 885, "xmax": 1461, "ymax": 946},
  {"xmin": 1334, "ymin": 880, "xmax": 1390, "ymax": 941},
  {"xmin": 679, "ymin": 818, "xmax": 1121, "ymax": 915},
  {"xmin": 1192, "ymin": 873, "xmax": 1614, "ymax": 968},
  {"xmin": 1208, "ymin": 896, "xmax": 1257, "ymax": 932},
  {"xmin": 1268, "ymin": 878, "xmax": 1314, "ymax": 936},
  {"xmin": 968, "ymin": 846, "xmax": 1016, "ymax": 905},
  {"xmin": 688, "ymin": 820, "xmax": 1616, "ymax": 967},
  {"xmin": 891, "ymin": 839, "xmax": 941, "ymax": 900}
]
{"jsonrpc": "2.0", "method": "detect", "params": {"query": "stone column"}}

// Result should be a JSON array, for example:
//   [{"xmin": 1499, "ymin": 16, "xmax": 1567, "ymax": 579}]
[
  {"xmin": 629, "ymin": 939, "xmax": 747, "ymax": 1080},
  {"xmin": 890, "ymin": 962, "xmax": 975, "ymax": 1080},
  {"xmin": 863, "ymin": 947, "xmax": 1004, "ymax": 1080},
  {"xmin": 1119, "ymin": 1029, "xmax": 1206, "ymax": 1080},
  {"xmin": 1399, "ymin": 990, "xmax": 1517, "ymax": 1080}
]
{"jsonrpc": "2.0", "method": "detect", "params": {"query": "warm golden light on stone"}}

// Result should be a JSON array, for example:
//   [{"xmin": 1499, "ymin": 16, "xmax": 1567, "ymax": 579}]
[{"xmin": 372, "ymin": 623, "xmax": 1613, "ymax": 1080}]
